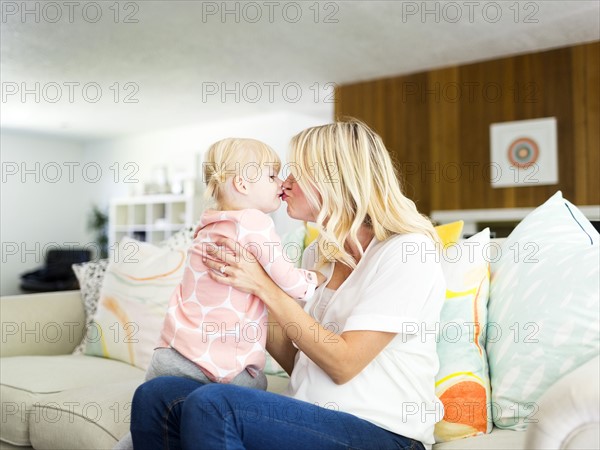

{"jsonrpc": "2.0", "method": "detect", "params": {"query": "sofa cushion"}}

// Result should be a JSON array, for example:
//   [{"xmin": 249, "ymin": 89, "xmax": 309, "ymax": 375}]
[
  {"xmin": 487, "ymin": 191, "xmax": 600, "ymax": 430},
  {"xmin": 0, "ymin": 354, "xmax": 144, "ymax": 446},
  {"xmin": 29, "ymin": 380, "xmax": 141, "ymax": 450},
  {"xmin": 265, "ymin": 373, "xmax": 289, "ymax": 394},
  {"xmin": 434, "ymin": 427, "xmax": 525, "ymax": 449}
]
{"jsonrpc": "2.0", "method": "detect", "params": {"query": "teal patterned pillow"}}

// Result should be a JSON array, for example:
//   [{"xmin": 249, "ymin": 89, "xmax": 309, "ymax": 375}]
[{"xmin": 487, "ymin": 191, "xmax": 599, "ymax": 430}]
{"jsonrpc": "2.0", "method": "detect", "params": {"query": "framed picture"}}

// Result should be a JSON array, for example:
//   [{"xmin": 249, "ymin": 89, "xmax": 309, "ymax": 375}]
[{"xmin": 490, "ymin": 117, "xmax": 558, "ymax": 188}]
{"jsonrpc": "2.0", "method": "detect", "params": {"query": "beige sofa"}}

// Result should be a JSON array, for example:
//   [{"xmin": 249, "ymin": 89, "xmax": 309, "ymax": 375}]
[{"xmin": 1, "ymin": 289, "xmax": 598, "ymax": 450}]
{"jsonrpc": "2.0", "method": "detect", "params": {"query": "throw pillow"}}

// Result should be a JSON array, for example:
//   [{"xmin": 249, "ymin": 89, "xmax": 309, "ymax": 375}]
[
  {"xmin": 84, "ymin": 237, "xmax": 186, "ymax": 370},
  {"xmin": 159, "ymin": 221, "xmax": 200, "ymax": 250},
  {"xmin": 434, "ymin": 228, "xmax": 492, "ymax": 442},
  {"xmin": 299, "ymin": 221, "xmax": 464, "ymax": 252},
  {"xmin": 71, "ymin": 259, "xmax": 110, "ymax": 354},
  {"xmin": 304, "ymin": 222, "xmax": 320, "ymax": 248},
  {"xmin": 434, "ymin": 220, "xmax": 464, "ymax": 246},
  {"xmin": 71, "ymin": 223, "xmax": 200, "ymax": 355},
  {"xmin": 486, "ymin": 191, "xmax": 599, "ymax": 430}
]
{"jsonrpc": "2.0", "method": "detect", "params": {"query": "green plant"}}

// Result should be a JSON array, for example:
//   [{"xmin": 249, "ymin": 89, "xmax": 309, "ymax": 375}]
[{"xmin": 88, "ymin": 204, "xmax": 109, "ymax": 259}]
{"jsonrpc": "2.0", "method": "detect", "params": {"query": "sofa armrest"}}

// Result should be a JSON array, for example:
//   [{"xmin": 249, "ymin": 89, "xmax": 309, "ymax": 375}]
[
  {"xmin": 0, "ymin": 290, "xmax": 85, "ymax": 357},
  {"xmin": 525, "ymin": 355, "xmax": 600, "ymax": 450}
]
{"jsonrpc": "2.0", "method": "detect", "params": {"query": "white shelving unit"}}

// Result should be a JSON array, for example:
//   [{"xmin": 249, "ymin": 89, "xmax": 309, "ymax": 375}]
[{"xmin": 108, "ymin": 194, "xmax": 202, "ymax": 247}]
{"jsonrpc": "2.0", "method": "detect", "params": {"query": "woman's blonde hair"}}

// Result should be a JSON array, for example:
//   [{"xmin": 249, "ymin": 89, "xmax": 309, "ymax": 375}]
[
  {"xmin": 289, "ymin": 118, "xmax": 439, "ymax": 268},
  {"xmin": 203, "ymin": 138, "xmax": 281, "ymax": 208}
]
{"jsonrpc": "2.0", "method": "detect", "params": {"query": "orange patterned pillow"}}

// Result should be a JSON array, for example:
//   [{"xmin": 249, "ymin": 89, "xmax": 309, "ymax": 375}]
[{"xmin": 434, "ymin": 228, "xmax": 492, "ymax": 442}]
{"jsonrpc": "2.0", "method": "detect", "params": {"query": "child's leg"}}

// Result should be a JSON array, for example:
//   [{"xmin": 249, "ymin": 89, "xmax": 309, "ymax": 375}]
[
  {"xmin": 148, "ymin": 347, "xmax": 267, "ymax": 391},
  {"xmin": 144, "ymin": 347, "xmax": 212, "ymax": 383},
  {"xmin": 230, "ymin": 366, "xmax": 268, "ymax": 391}
]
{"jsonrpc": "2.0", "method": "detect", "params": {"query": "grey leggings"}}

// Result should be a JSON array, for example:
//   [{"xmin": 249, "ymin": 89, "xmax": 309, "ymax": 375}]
[
  {"xmin": 145, "ymin": 347, "xmax": 268, "ymax": 388},
  {"xmin": 113, "ymin": 347, "xmax": 267, "ymax": 450}
]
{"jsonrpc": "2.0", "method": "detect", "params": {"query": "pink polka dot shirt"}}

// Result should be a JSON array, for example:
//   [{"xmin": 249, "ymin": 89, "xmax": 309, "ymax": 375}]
[{"xmin": 158, "ymin": 209, "xmax": 318, "ymax": 383}]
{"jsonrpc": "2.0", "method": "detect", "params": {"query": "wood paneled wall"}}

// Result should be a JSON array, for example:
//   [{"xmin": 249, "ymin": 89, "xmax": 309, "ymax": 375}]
[{"xmin": 335, "ymin": 42, "xmax": 599, "ymax": 215}]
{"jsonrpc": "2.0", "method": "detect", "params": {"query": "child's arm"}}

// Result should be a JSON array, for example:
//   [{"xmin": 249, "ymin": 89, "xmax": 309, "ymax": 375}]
[{"xmin": 239, "ymin": 210, "xmax": 320, "ymax": 300}]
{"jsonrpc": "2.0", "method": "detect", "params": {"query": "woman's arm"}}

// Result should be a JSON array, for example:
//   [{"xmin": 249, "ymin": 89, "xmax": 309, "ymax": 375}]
[
  {"xmin": 203, "ymin": 240, "xmax": 396, "ymax": 385},
  {"xmin": 260, "ymin": 282, "xmax": 396, "ymax": 384},
  {"xmin": 265, "ymin": 313, "xmax": 298, "ymax": 376}
]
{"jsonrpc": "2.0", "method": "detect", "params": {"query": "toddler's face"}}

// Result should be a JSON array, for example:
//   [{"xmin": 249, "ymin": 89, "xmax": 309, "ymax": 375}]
[{"xmin": 244, "ymin": 163, "xmax": 283, "ymax": 213}]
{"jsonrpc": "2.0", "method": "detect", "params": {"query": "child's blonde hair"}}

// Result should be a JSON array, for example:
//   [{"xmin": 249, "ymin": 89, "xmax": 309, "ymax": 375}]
[
  {"xmin": 289, "ymin": 118, "xmax": 439, "ymax": 269},
  {"xmin": 203, "ymin": 138, "xmax": 281, "ymax": 208}
]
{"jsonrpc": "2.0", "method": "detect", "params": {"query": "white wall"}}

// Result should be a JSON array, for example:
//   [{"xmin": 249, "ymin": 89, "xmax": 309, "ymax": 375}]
[
  {"xmin": 1, "ymin": 131, "xmax": 92, "ymax": 295},
  {"xmin": 84, "ymin": 110, "xmax": 332, "ymax": 237},
  {"xmin": 0, "ymin": 109, "xmax": 332, "ymax": 295}
]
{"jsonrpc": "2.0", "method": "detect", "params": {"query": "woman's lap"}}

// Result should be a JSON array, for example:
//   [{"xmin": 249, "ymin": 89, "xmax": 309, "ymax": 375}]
[{"xmin": 131, "ymin": 376, "xmax": 423, "ymax": 450}]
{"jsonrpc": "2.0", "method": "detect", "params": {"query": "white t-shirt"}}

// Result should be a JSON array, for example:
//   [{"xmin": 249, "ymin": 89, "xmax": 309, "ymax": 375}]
[{"xmin": 285, "ymin": 233, "xmax": 446, "ymax": 448}]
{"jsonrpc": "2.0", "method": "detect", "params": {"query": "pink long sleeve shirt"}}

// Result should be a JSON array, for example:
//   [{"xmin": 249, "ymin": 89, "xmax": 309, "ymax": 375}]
[{"xmin": 158, "ymin": 209, "xmax": 318, "ymax": 383}]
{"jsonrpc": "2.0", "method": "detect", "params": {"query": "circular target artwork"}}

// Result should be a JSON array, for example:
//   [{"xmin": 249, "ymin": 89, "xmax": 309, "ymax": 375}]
[
  {"xmin": 490, "ymin": 117, "xmax": 558, "ymax": 187},
  {"xmin": 507, "ymin": 137, "xmax": 539, "ymax": 168}
]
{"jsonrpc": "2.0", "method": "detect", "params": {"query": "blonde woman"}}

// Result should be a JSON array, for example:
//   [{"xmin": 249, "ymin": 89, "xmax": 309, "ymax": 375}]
[{"xmin": 131, "ymin": 120, "xmax": 446, "ymax": 450}]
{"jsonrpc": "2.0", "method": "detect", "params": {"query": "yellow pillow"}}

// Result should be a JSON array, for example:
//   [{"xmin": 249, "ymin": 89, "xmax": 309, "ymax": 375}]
[
  {"xmin": 304, "ymin": 221, "xmax": 463, "ymax": 248},
  {"xmin": 304, "ymin": 222, "xmax": 320, "ymax": 248},
  {"xmin": 434, "ymin": 220, "xmax": 464, "ymax": 247}
]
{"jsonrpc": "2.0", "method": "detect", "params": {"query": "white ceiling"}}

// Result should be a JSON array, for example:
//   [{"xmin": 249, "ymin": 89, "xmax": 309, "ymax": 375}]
[{"xmin": 1, "ymin": 0, "xmax": 599, "ymax": 141}]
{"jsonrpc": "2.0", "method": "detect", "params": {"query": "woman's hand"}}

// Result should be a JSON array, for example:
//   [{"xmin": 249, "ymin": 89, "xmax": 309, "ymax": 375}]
[{"xmin": 200, "ymin": 238, "xmax": 276, "ymax": 298}]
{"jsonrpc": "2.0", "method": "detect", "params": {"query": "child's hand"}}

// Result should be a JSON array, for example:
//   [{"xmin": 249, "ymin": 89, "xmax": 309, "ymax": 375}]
[{"xmin": 314, "ymin": 271, "xmax": 327, "ymax": 286}]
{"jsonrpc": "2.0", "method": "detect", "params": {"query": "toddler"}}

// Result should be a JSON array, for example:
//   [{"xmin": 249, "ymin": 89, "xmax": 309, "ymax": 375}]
[
  {"xmin": 155, "ymin": 137, "xmax": 324, "ymax": 384},
  {"xmin": 115, "ymin": 138, "xmax": 323, "ymax": 449}
]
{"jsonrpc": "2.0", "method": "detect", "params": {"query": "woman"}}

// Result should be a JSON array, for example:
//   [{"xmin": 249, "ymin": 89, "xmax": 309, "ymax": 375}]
[{"xmin": 131, "ymin": 119, "xmax": 446, "ymax": 450}]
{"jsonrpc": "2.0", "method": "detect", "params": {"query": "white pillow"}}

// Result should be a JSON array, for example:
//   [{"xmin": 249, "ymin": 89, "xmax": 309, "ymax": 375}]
[
  {"xmin": 487, "ymin": 191, "xmax": 599, "ymax": 430},
  {"xmin": 159, "ymin": 221, "xmax": 200, "ymax": 250},
  {"xmin": 84, "ymin": 237, "xmax": 186, "ymax": 370}
]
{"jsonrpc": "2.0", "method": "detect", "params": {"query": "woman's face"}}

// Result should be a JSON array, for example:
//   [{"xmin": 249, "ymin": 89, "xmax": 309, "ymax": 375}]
[{"xmin": 281, "ymin": 174, "xmax": 318, "ymax": 222}]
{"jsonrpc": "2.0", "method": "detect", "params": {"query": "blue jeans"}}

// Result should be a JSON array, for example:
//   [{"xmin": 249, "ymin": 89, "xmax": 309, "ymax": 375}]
[{"xmin": 131, "ymin": 376, "xmax": 424, "ymax": 450}]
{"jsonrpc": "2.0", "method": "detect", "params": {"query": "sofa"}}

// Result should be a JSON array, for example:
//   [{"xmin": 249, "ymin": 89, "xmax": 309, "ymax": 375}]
[
  {"xmin": 2, "ymin": 194, "xmax": 599, "ymax": 449},
  {"xmin": 0, "ymin": 289, "xmax": 292, "ymax": 450},
  {"xmin": 2, "ymin": 294, "xmax": 598, "ymax": 449}
]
